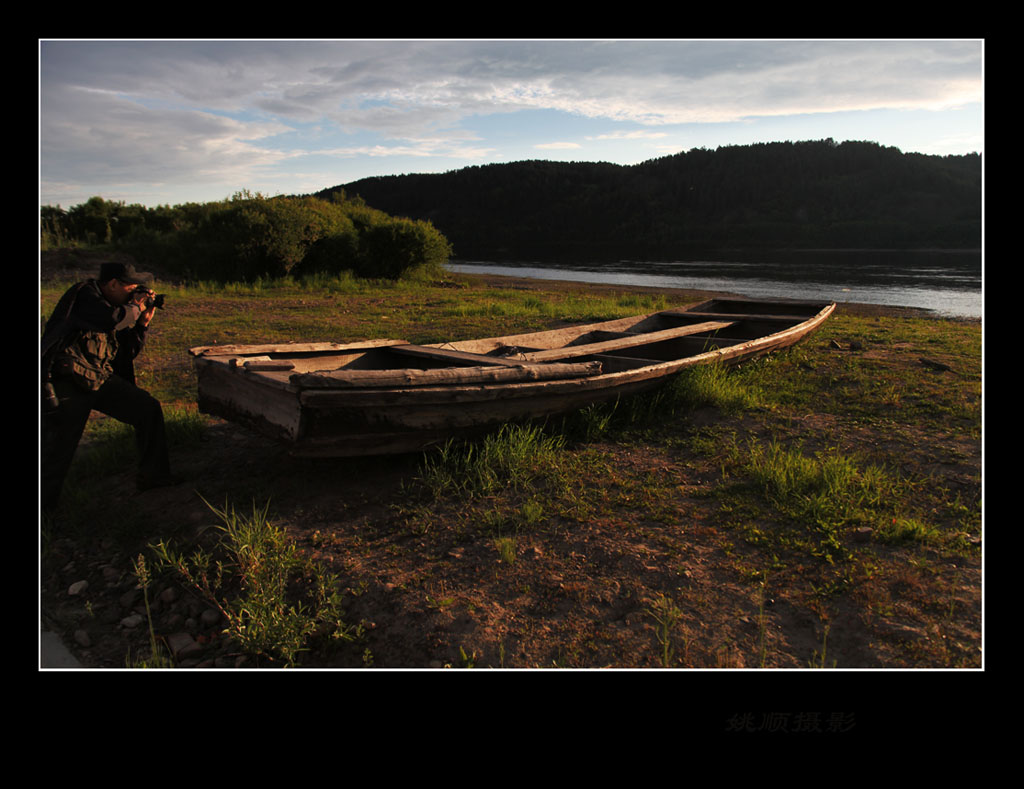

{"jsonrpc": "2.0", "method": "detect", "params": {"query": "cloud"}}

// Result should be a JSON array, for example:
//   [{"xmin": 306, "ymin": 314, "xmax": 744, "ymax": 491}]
[
  {"xmin": 39, "ymin": 39, "xmax": 983, "ymax": 205},
  {"xmin": 41, "ymin": 82, "xmax": 294, "ymax": 187},
  {"xmin": 534, "ymin": 141, "xmax": 582, "ymax": 150},
  {"xmin": 589, "ymin": 130, "xmax": 670, "ymax": 141}
]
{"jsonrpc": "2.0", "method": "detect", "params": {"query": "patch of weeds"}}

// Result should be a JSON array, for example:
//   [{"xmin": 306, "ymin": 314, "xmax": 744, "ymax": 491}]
[
  {"xmin": 558, "ymin": 400, "xmax": 619, "ymax": 442},
  {"xmin": 808, "ymin": 622, "xmax": 838, "ymax": 668},
  {"xmin": 743, "ymin": 438, "xmax": 906, "ymax": 551},
  {"xmin": 125, "ymin": 553, "xmax": 174, "ymax": 668},
  {"xmin": 647, "ymin": 593, "xmax": 686, "ymax": 667},
  {"xmin": 454, "ymin": 646, "xmax": 478, "ymax": 668},
  {"xmin": 666, "ymin": 361, "xmax": 763, "ymax": 415},
  {"xmin": 150, "ymin": 497, "xmax": 361, "ymax": 667},
  {"xmin": 494, "ymin": 536, "xmax": 518, "ymax": 564},
  {"xmin": 415, "ymin": 423, "xmax": 568, "ymax": 500},
  {"xmin": 875, "ymin": 517, "xmax": 943, "ymax": 545}
]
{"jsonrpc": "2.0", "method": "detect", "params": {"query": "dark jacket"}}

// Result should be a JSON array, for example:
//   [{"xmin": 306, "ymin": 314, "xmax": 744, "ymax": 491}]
[{"xmin": 42, "ymin": 280, "xmax": 149, "ymax": 387}]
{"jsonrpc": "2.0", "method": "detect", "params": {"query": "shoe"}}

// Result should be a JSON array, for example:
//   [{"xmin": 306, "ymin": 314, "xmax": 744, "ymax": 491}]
[{"xmin": 137, "ymin": 472, "xmax": 185, "ymax": 492}]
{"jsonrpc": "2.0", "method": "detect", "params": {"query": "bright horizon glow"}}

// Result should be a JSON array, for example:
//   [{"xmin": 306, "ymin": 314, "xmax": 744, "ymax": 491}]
[{"xmin": 39, "ymin": 38, "xmax": 984, "ymax": 209}]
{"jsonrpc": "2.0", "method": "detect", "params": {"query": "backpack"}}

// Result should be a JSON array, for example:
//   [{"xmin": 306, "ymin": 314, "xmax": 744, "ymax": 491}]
[{"xmin": 42, "ymin": 282, "xmax": 118, "ymax": 394}]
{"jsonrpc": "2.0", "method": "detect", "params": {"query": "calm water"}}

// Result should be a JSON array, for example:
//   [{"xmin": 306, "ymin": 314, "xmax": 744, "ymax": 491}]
[{"xmin": 447, "ymin": 250, "xmax": 982, "ymax": 318}]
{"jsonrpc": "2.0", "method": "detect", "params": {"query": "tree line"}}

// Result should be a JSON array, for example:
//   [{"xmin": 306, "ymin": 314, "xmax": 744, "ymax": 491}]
[
  {"xmin": 325, "ymin": 139, "xmax": 981, "ymax": 261},
  {"xmin": 40, "ymin": 190, "xmax": 453, "ymax": 282}
]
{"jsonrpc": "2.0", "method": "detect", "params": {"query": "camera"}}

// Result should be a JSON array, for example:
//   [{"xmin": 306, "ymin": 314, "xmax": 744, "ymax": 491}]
[{"xmin": 136, "ymin": 288, "xmax": 166, "ymax": 310}]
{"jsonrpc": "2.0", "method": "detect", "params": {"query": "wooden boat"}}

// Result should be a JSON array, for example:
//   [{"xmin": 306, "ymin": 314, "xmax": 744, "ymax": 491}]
[{"xmin": 189, "ymin": 297, "xmax": 835, "ymax": 457}]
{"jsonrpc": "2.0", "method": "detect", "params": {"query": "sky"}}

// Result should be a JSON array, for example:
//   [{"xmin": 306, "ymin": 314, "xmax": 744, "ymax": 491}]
[{"xmin": 38, "ymin": 39, "xmax": 985, "ymax": 209}]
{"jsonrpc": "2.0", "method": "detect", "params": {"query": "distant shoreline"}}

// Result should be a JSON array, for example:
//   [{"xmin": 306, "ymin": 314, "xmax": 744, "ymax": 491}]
[{"xmin": 450, "ymin": 269, "xmax": 964, "ymax": 321}]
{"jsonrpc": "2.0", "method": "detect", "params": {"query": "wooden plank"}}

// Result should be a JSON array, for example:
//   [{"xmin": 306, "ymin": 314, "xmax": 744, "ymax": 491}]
[
  {"xmin": 521, "ymin": 320, "xmax": 735, "ymax": 362},
  {"xmin": 291, "ymin": 360, "xmax": 602, "ymax": 389},
  {"xmin": 388, "ymin": 343, "xmax": 528, "ymax": 367},
  {"xmin": 661, "ymin": 309, "xmax": 806, "ymax": 324},
  {"xmin": 243, "ymin": 360, "xmax": 296, "ymax": 371},
  {"xmin": 189, "ymin": 339, "xmax": 405, "ymax": 357}
]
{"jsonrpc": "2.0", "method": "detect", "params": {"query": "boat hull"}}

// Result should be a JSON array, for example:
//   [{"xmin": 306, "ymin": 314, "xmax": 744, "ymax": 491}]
[{"xmin": 190, "ymin": 297, "xmax": 835, "ymax": 456}]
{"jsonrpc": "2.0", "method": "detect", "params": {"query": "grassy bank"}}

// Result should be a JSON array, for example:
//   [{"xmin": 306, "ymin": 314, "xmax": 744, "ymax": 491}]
[{"xmin": 40, "ymin": 272, "xmax": 982, "ymax": 669}]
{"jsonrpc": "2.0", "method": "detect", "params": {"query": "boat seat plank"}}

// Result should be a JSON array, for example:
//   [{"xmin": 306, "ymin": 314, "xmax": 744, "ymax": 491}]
[
  {"xmin": 521, "ymin": 320, "xmax": 735, "ymax": 362},
  {"xmin": 291, "ymin": 360, "xmax": 603, "ymax": 388},
  {"xmin": 190, "ymin": 339, "xmax": 404, "ymax": 357},
  {"xmin": 661, "ymin": 309, "xmax": 804, "ymax": 324},
  {"xmin": 388, "ymin": 343, "xmax": 530, "ymax": 367}
]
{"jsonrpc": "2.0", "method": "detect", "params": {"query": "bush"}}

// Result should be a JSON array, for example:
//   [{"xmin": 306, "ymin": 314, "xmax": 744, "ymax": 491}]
[
  {"xmin": 354, "ymin": 217, "xmax": 452, "ymax": 279},
  {"xmin": 44, "ymin": 192, "xmax": 453, "ymax": 284}
]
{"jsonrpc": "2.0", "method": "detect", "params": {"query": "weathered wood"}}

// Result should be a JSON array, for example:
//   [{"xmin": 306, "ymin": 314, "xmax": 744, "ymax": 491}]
[
  {"xmin": 189, "ymin": 339, "xmax": 404, "ymax": 357},
  {"xmin": 190, "ymin": 297, "xmax": 837, "ymax": 457},
  {"xmin": 521, "ymin": 320, "xmax": 734, "ymax": 361},
  {"xmin": 661, "ymin": 309, "xmax": 806, "ymax": 324},
  {"xmin": 291, "ymin": 360, "xmax": 602, "ymax": 388},
  {"xmin": 243, "ymin": 359, "xmax": 296, "ymax": 371},
  {"xmin": 388, "ymin": 343, "xmax": 529, "ymax": 367}
]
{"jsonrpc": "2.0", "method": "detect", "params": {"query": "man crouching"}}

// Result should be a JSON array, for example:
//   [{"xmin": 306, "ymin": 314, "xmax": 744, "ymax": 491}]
[{"xmin": 41, "ymin": 261, "xmax": 181, "ymax": 515}]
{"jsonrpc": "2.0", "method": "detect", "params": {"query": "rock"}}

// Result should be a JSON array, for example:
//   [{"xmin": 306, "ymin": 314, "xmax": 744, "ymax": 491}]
[
  {"xmin": 162, "ymin": 612, "xmax": 185, "ymax": 630},
  {"xmin": 119, "ymin": 588, "xmax": 141, "ymax": 609},
  {"xmin": 68, "ymin": 580, "xmax": 88, "ymax": 596},
  {"xmin": 120, "ymin": 613, "xmax": 145, "ymax": 629},
  {"xmin": 853, "ymin": 527, "xmax": 874, "ymax": 542},
  {"xmin": 200, "ymin": 608, "xmax": 222, "ymax": 627},
  {"xmin": 158, "ymin": 587, "xmax": 178, "ymax": 605},
  {"xmin": 74, "ymin": 629, "xmax": 92, "ymax": 647},
  {"xmin": 166, "ymin": 632, "xmax": 204, "ymax": 660}
]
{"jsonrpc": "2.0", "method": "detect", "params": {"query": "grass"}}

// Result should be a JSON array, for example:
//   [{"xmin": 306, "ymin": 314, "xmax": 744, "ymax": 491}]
[
  {"xmin": 149, "ymin": 497, "xmax": 361, "ymax": 667},
  {"xmin": 125, "ymin": 553, "xmax": 174, "ymax": 668},
  {"xmin": 647, "ymin": 593, "xmax": 686, "ymax": 667},
  {"xmin": 415, "ymin": 422, "xmax": 570, "ymax": 501},
  {"xmin": 41, "ymin": 270, "xmax": 982, "ymax": 669}
]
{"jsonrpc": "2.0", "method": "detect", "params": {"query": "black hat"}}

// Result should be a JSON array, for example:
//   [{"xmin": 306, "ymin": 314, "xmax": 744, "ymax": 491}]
[{"xmin": 99, "ymin": 262, "xmax": 149, "ymax": 285}]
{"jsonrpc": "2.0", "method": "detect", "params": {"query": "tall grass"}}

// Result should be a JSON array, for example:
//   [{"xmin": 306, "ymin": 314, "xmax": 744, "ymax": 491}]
[
  {"xmin": 416, "ymin": 423, "xmax": 568, "ymax": 501},
  {"xmin": 150, "ymin": 497, "xmax": 361, "ymax": 666},
  {"xmin": 742, "ymin": 438, "xmax": 910, "ymax": 545},
  {"xmin": 555, "ymin": 361, "xmax": 761, "ymax": 445}
]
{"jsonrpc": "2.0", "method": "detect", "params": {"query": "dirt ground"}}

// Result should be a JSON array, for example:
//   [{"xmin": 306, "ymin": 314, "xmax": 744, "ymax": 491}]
[{"xmin": 39, "ymin": 251, "xmax": 981, "ymax": 674}]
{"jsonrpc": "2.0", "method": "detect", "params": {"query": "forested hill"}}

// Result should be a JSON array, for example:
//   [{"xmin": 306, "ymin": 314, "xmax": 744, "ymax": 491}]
[{"xmin": 317, "ymin": 139, "xmax": 981, "ymax": 261}]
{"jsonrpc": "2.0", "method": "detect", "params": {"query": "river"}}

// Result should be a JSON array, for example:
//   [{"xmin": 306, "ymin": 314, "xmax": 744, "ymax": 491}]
[{"xmin": 447, "ymin": 250, "xmax": 982, "ymax": 319}]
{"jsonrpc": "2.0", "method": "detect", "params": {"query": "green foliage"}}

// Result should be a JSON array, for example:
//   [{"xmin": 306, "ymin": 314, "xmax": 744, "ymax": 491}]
[
  {"xmin": 42, "ymin": 191, "xmax": 452, "ymax": 284},
  {"xmin": 354, "ymin": 216, "xmax": 452, "ymax": 279},
  {"xmin": 332, "ymin": 139, "xmax": 981, "ymax": 257},
  {"xmin": 150, "ymin": 497, "xmax": 360, "ymax": 666},
  {"xmin": 416, "ymin": 423, "xmax": 567, "ymax": 501},
  {"xmin": 127, "ymin": 554, "xmax": 174, "ymax": 668},
  {"xmin": 740, "ymin": 438, "xmax": 911, "ymax": 559}
]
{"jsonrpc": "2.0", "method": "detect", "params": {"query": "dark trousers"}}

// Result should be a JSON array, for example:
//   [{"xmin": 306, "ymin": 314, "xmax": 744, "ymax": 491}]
[{"xmin": 41, "ymin": 373, "xmax": 171, "ymax": 511}]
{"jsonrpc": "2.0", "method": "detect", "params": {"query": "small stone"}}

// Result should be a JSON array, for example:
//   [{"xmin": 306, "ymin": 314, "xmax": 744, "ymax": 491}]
[
  {"xmin": 119, "ymin": 588, "xmax": 141, "ymax": 609},
  {"xmin": 200, "ymin": 608, "xmax": 222, "ymax": 627},
  {"xmin": 853, "ymin": 526, "xmax": 874, "ymax": 542},
  {"xmin": 162, "ymin": 613, "xmax": 185, "ymax": 630},
  {"xmin": 166, "ymin": 632, "xmax": 204, "ymax": 660},
  {"xmin": 74, "ymin": 629, "xmax": 92, "ymax": 647},
  {"xmin": 68, "ymin": 580, "xmax": 88, "ymax": 596},
  {"xmin": 120, "ymin": 613, "xmax": 145, "ymax": 629},
  {"xmin": 158, "ymin": 587, "xmax": 178, "ymax": 604}
]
